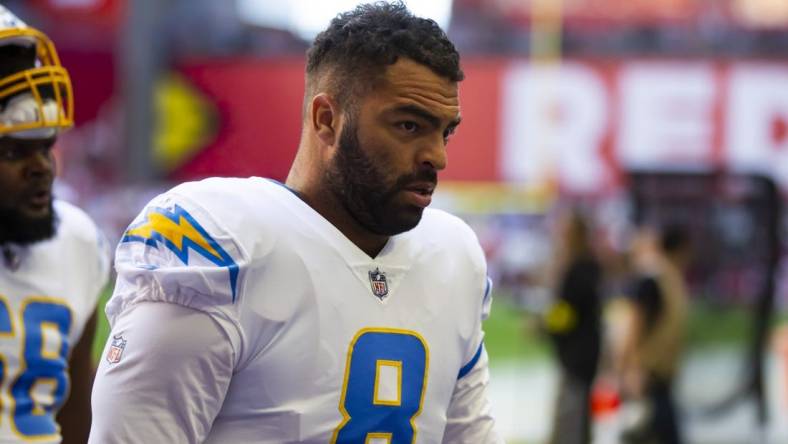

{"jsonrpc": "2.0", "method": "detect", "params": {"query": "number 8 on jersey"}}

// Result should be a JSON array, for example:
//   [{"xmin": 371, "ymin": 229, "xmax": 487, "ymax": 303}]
[{"xmin": 332, "ymin": 328, "xmax": 429, "ymax": 444}]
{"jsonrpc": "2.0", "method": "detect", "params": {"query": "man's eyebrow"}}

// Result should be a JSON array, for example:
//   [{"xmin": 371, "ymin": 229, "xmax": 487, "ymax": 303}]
[{"xmin": 393, "ymin": 104, "xmax": 461, "ymax": 129}]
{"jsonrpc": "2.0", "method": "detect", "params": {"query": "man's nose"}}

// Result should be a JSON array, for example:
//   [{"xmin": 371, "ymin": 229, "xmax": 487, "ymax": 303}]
[
  {"xmin": 418, "ymin": 135, "xmax": 447, "ymax": 171},
  {"xmin": 24, "ymin": 148, "xmax": 54, "ymax": 180}
]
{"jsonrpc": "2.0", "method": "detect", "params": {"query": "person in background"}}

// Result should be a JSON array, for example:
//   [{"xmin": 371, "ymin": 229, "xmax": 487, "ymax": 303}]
[
  {"xmin": 543, "ymin": 208, "xmax": 603, "ymax": 444},
  {"xmin": 0, "ymin": 3, "xmax": 110, "ymax": 443},
  {"xmin": 618, "ymin": 224, "xmax": 692, "ymax": 444}
]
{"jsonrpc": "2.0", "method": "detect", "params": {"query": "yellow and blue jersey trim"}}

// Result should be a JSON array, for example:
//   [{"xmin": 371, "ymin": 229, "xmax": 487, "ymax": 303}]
[
  {"xmin": 458, "ymin": 343, "xmax": 484, "ymax": 379},
  {"xmin": 483, "ymin": 276, "xmax": 492, "ymax": 305},
  {"xmin": 458, "ymin": 277, "xmax": 493, "ymax": 380},
  {"xmin": 122, "ymin": 204, "xmax": 240, "ymax": 302}
]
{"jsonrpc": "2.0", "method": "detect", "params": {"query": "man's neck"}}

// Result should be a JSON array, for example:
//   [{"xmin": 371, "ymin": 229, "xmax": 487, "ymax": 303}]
[{"xmin": 284, "ymin": 179, "xmax": 388, "ymax": 258}]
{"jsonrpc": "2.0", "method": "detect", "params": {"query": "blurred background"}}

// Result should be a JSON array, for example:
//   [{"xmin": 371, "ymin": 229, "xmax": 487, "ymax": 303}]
[{"xmin": 7, "ymin": 0, "xmax": 788, "ymax": 442}]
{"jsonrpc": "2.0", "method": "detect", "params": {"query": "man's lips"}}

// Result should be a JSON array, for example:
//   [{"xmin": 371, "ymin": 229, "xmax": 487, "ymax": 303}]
[
  {"xmin": 22, "ymin": 188, "xmax": 51, "ymax": 210},
  {"xmin": 401, "ymin": 182, "xmax": 436, "ymax": 208},
  {"xmin": 403, "ymin": 181, "xmax": 436, "ymax": 195}
]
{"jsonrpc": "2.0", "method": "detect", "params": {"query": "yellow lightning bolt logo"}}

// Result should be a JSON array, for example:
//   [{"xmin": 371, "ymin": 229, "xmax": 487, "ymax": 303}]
[
  {"xmin": 122, "ymin": 204, "xmax": 239, "ymax": 301},
  {"xmin": 126, "ymin": 211, "xmax": 222, "ymax": 262}
]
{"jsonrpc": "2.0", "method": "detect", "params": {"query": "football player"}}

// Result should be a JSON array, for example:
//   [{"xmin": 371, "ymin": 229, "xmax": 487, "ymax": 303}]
[
  {"xmin": 0, "ymin": 4, "xmax": 110, "ymax": 444},
  {"xmin": 90, "ymin": 2, "xmax": 502, "ymax": 443}
]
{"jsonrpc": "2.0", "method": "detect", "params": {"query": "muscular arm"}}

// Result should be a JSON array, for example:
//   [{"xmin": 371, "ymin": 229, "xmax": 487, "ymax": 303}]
[
  {"xmin": 89, "ymin": 302, "xmax": 237, "ymax": 444},
  {"xmin": 58, "ymin": 310, "xmax": 97, "ymax": 444}
]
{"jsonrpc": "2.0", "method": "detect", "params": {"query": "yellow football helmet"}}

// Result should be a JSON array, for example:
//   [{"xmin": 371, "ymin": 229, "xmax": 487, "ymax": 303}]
[{"xmin": 0, "ymin": 5, "xmax": 73, "ymax": 138}]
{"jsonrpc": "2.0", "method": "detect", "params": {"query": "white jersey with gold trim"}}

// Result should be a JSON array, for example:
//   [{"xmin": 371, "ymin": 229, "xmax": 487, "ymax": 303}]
[
  {"xmin": 0, "ymin": 200, "xmax": 109, "ymax": 443},
  {"xmin": 91, "ymin": 177, "xmax": 502, "ymax": 443}
]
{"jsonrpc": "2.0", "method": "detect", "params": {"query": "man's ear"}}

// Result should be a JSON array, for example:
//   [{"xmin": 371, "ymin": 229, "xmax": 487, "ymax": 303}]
[{"xmin": 310, "ymin": 93, "xmax": 338, "ymax": 147}]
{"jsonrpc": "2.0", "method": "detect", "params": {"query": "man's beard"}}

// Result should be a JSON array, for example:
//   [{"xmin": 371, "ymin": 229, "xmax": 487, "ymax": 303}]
[
  {"xmin": 324, "ymin": 117, "xmax": 436, "ymax": 236},
  {"xmin": 0, "ymin": 203, "xmax": 57, "ymax": 246}
]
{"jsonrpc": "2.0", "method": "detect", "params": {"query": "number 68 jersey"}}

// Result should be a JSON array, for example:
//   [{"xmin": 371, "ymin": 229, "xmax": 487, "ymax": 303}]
[
  {"xmin": 0, "ymin": 201, "xmax": 108, "ymax": 443},
  {"xmin": 92, "ymin": 178, "xmax": 502, "ymax": 443}
]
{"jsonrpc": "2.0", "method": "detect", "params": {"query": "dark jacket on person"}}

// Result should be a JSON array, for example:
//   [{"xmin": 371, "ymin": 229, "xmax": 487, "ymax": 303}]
[{"xmin": 550, "ymin": 256, "xmax": 602, "ymax": 385}]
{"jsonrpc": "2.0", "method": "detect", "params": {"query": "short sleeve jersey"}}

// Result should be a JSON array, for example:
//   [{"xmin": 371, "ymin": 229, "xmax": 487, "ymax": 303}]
[
  {"xmin": 0, "ymin": 200, "xmax": 109, "ymax": 443},
  {"xmin": 105, "ymin": 177, "xmax": 494, "ymax": 443}
]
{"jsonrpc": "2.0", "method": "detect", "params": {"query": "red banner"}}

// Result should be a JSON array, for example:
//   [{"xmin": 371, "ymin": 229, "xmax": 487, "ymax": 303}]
[
  {"xmin": 169, "ymin": 58, "xmax": 508, "ymax": 184},
  {"xmin": 169, "ymin": 58, "xmax": 788, "ymax": 193},
  {"xmin": 52, "ymin": 54, "xmax": 788, "ymax": 193}
]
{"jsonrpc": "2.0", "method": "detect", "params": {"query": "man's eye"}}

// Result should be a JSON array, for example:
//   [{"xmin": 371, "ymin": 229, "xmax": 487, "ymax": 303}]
[
  {"xmin": 0, "ymin": 147, "xmax": 23, "ymax": 161},
  {"xmin": 398, "ymin": 121, "xmax": 419, "ymax": 133},
  {"xmin": 442, "ymin": 127, "xmax": 457, "ymax": 144}
]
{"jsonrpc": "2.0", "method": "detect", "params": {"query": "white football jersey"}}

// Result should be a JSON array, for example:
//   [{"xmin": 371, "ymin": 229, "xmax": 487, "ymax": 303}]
[
  {"xmin": 0, "ymin": 200, "xmax": 108, "ymax": 443},
  {"xmin": 92, "ymin": 177, "xmax": 501, "ymax": 443}
]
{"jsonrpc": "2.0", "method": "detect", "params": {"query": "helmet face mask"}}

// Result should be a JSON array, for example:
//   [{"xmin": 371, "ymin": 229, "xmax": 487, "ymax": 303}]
[{"xmin": 0, "ymin": 8, "xmax": 73, "ymax": 139}]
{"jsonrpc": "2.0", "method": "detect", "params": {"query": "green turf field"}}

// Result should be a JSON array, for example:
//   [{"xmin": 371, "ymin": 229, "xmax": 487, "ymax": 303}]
[
  {"xmin": 482, "ymin": 294, "xmax": 758, "ymax": 364},
  {"xmin": 482, "ymin": 297, "xmax": 550, "ymax": 362}
]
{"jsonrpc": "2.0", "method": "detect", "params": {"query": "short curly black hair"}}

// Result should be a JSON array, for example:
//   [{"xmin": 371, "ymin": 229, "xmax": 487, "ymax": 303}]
[{"xmin": 305, "ymin": 1, "xmax": 463, "ymax": 111}]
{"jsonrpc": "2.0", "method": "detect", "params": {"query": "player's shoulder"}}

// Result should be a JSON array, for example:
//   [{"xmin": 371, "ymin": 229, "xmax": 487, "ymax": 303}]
[
  {"xmin": 114, "ymin": 177, "xmax": 287, "ymax": 306},
  {"xmin": 50, "ymin": 199, "xmax": 110, "ymax": 291},
  {"xmin": 111, "ymin": 179, "xmax": 258, "ymax": 316},
  {"xmin": 414, "ymin": 209, "xmax": 491, "ymax": 326},
  {"xmin": 169, "ymin": 176, "xmax": 267, "ymax": 198},
  {"xmin": 167, "ymin": 177, "xmax": 290, "ymax": 219},
  {"xmin": 120, "ymin": 177, "xmax": 264, "ymax": 261},
  {"xmin": 418, "ymin": 207, "xmax": 475, "ymax": 234},
  {"xmin": 167, "ymin": 176, "xmax": 278, "ymax": 211},
  {"xmin": 413, "ymin": 208, "xmax": 486, "ymax": 269},
  {"xmin": 417, "ymin": 208, "xmax": 482, "ymax": 248},
  {"xmin": 53, "ymin": 199, "xmax": 101, "ymax": 245},
  {"xmin": 134, "ymin": 176, "xmax": 286, "ymax": 247}
]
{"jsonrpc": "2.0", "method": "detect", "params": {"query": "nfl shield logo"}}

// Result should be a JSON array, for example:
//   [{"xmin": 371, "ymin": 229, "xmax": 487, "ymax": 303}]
[
  {"xmin": 106, "ymin": 335, "xmax": 127, "ymax": 364},
  {"xmin": 368, "ymin": 268, "xmax": 389, "ymax": 300}
]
